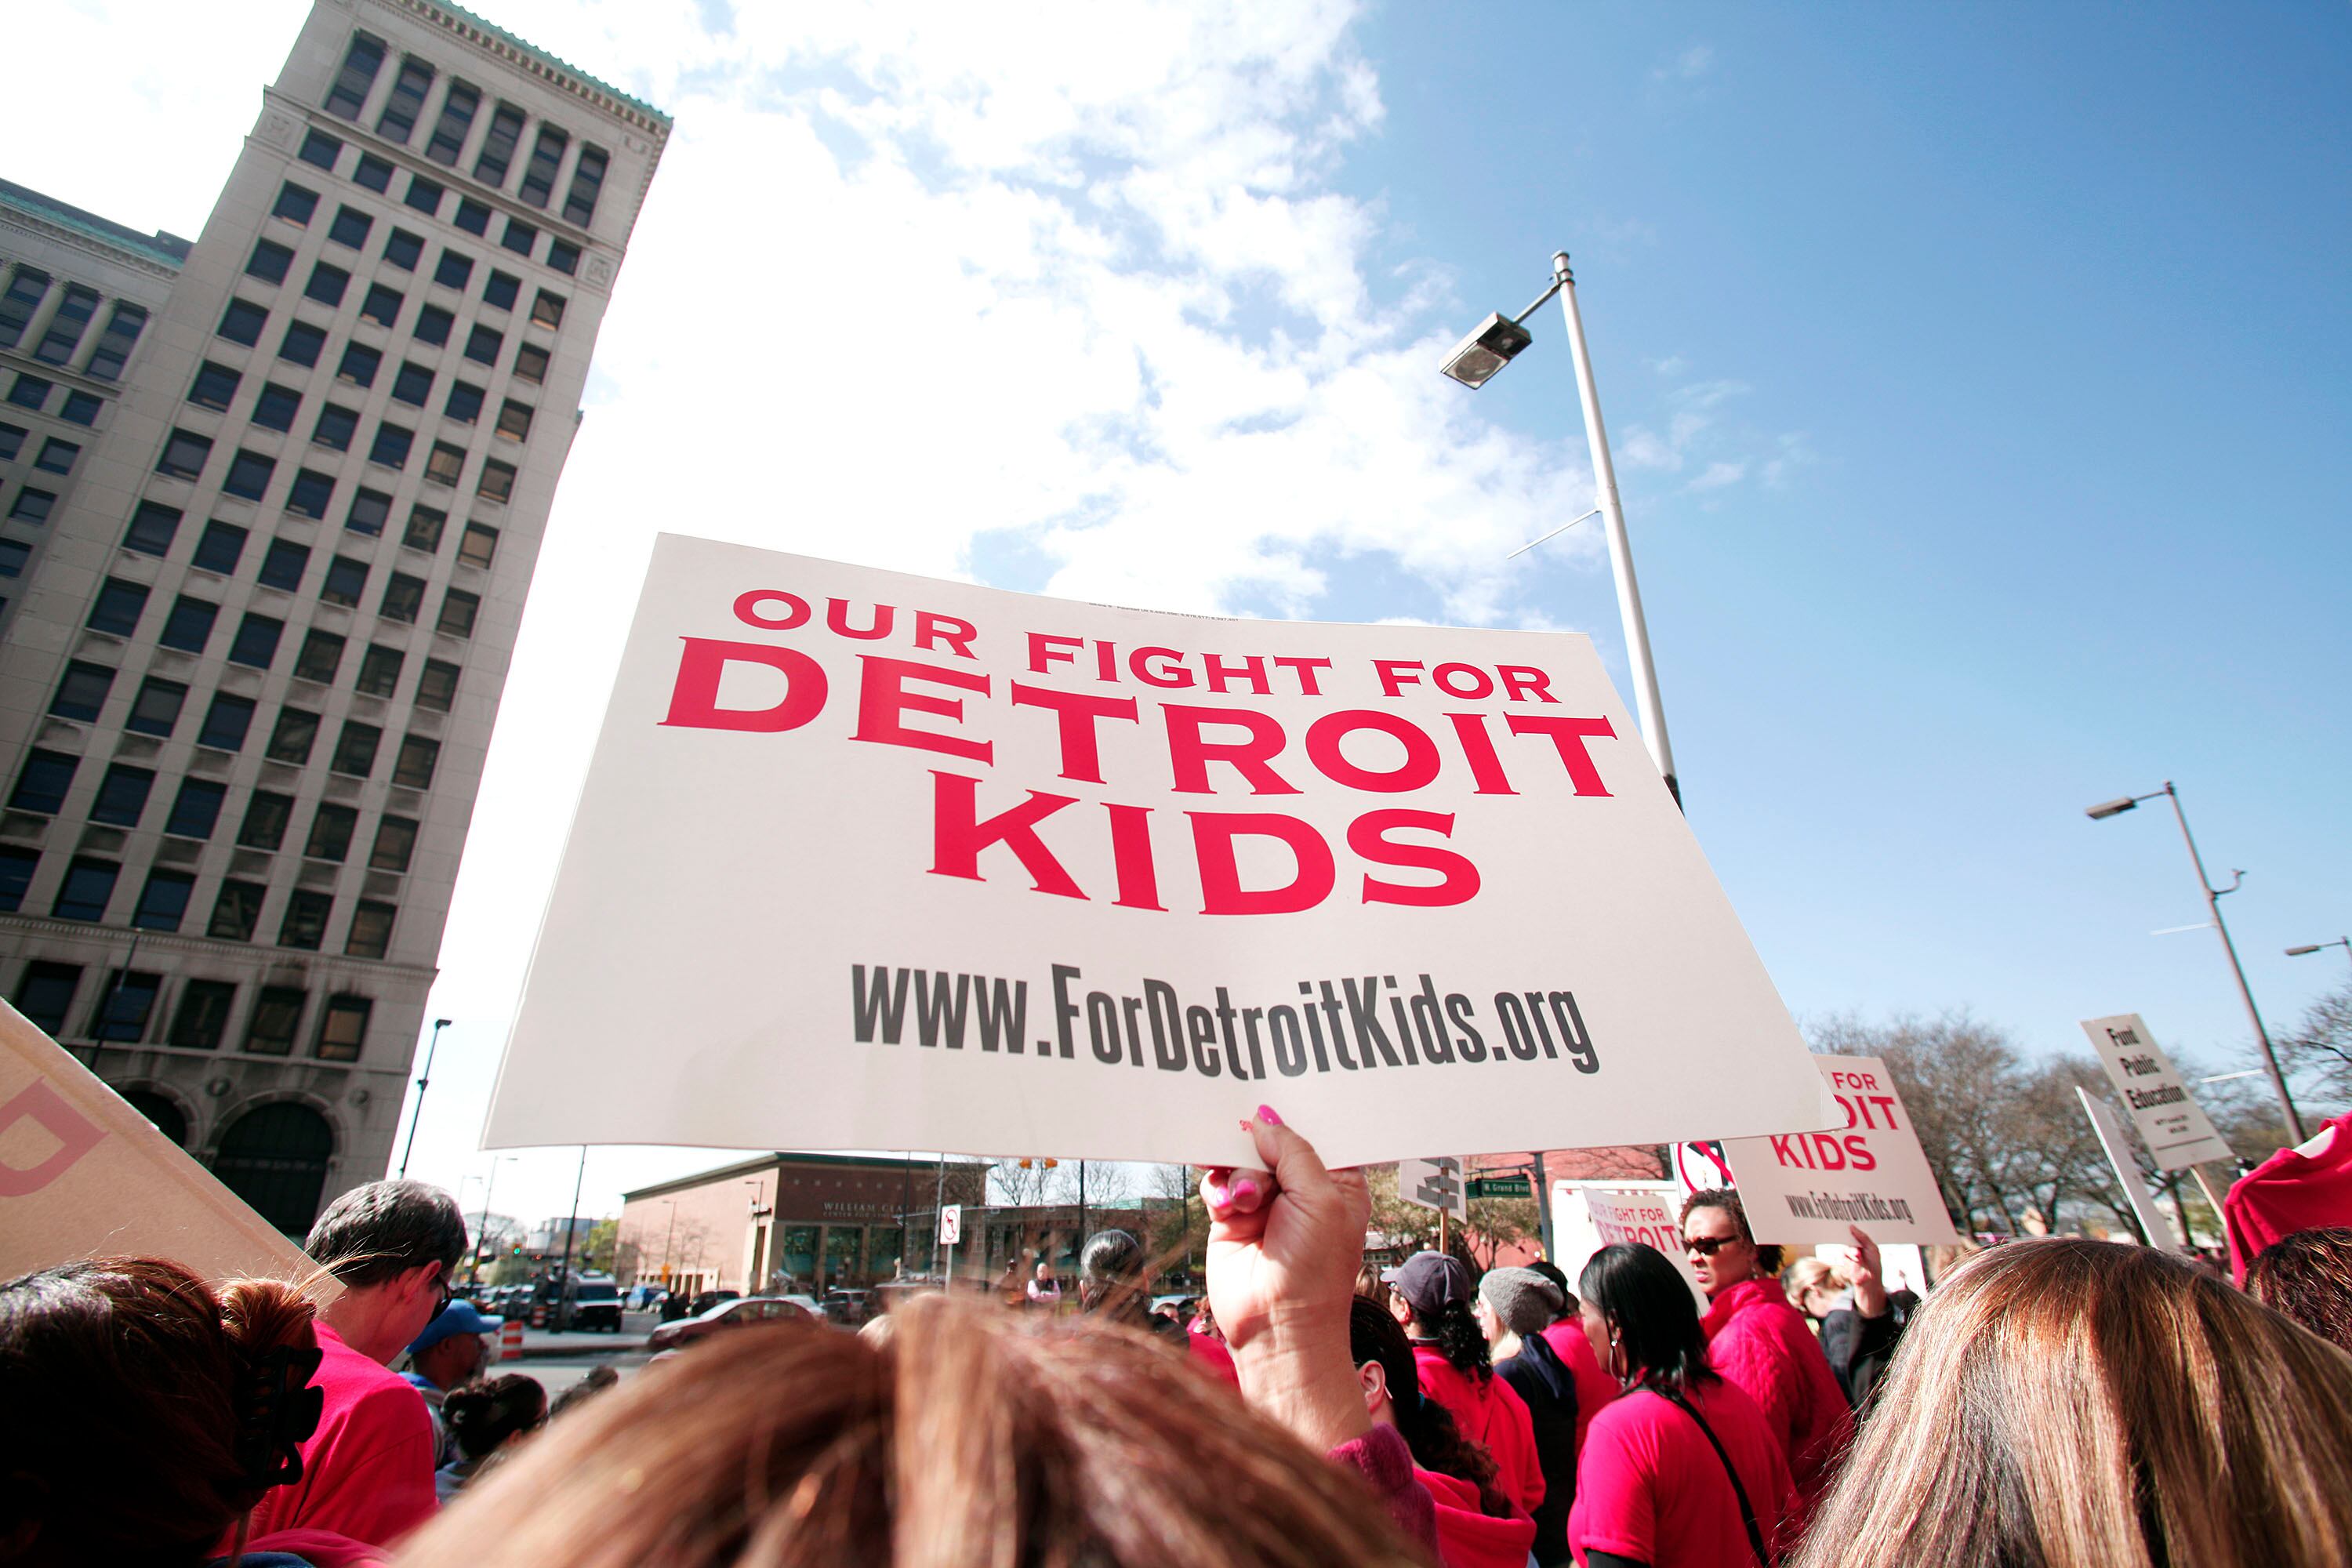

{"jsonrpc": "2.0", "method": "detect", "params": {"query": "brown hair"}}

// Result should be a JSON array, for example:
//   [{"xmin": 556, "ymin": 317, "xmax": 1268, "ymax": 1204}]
[
  {"xmin": 2248, "ymin": 1227, "xmax": 2352, "ymax": 1356},
  {"xmin": 1791, "ymin": 1237, "xmax": 2352, "ymax": 1568},
  {"xmin": 0, "ymin": 1257, "xmax": 316, "ymax": 1566},
  {"xmin": 397, "ymin": 1291, "xmax": 1427, "ymax": 1568},
  {"xmin": 1348, "ymin": 1294, "xmax": 1511, "ymax": 1519},
  {"xmin": 444, "ymin": 1372, "xmax": 549, "ymax": 1461},
  {"xmin": 1678, "ymin": 1189, "xmax": 1784, "ymax": 1275}
]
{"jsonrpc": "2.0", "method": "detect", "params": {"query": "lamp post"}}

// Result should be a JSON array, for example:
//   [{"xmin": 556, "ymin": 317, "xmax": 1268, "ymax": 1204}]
[
  {"xmin": 656, "ymin": 1200, "xmax": 678, "ymax": 1283},
  {"xmin": 1442, "ymin": 250, "xmax": 1680, "ymax": 807},
  {"xmin": 468, "ymin": 1155, "xmax": 517, "ymax": 1283},
  {"xmin": 396, "ymin": 1017, "xmax": 453, "ymax": 1179},
  {"xmin": 2286, "ymin": 936, "xmax": 2351, "ymax": 974},
  {"xmin": 2086, "ymin": 782, "xmax": 2303, "ymax": 1139}
]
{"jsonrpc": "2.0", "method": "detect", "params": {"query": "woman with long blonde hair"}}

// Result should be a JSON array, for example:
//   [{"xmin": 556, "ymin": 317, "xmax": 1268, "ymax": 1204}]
[{"xmin": 1792, "ymin": 1237, "xmax": 2352, "ymax": 1568}]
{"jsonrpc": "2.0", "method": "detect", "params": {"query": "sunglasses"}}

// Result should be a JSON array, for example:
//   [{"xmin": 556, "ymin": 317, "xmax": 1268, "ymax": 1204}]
[{"xmin": 1684, "ymin": 1236, "xmax": 1744, "ymax": 1257}]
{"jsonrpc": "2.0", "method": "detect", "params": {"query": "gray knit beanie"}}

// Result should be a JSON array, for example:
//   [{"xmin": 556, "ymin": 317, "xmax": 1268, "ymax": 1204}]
[{"xmin": 1479, "ymin": 1265, "xmax": 1566, "ymax": 1336}]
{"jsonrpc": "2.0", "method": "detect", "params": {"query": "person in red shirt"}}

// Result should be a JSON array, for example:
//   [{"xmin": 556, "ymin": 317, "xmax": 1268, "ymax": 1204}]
[
  {"xmin": 1527, "ymin": 1260, "xmax": 1624, "ymax": 1452},
  {"xmin": 1570, "ymin": 1243, "xmax": 1795, "ymax": 1568},
  {"xmin": 1379, "ymin": 1250, "xmax": 1546, "ymax": 1518},
  {"xmin": 2226, "ymin": 1113, "xmax": 2352, "ymax": 1282},
  {"xmin": 246, "ymin": 1178, "xmax": 469, "ymax": 1550},
  {"xmin": 1680, "ymin": 1189, "xmax": 1849, "ymax": 1536}
]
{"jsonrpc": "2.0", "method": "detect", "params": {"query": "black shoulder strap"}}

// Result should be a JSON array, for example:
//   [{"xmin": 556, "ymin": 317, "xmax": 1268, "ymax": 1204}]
[{"xmin": 1647, "ymin": 1386, "xmax": 1771, "ymax": 1567}]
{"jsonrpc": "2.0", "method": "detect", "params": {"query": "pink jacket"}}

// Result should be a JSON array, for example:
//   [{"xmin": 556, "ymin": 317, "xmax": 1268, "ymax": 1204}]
[{"xmin": 1700, "ymin": 1277, "xmax": 1851, "ymax": 1535}]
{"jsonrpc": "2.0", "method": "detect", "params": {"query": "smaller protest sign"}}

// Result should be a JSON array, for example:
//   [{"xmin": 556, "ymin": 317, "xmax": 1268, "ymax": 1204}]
[
  {"xmin": 2078, "ymin": 1087, "xmax": 2184, "ymax": 1250},
  {"xmin": 1398, "ymin": 1156, "xmax": 1468, "ymax": 1220},
  {"xmin": 1571, "ymin": 1184, "xmax": 1708, "ymax": 1309},
  {"xmin": 1719, "ymin": 1054, "xmax": 1961, "ymax": 1246},
  {"xmin": 0, "ymin": 1003, "xmax": 321, "ymax": 1287},
  {"xmin": 2078, "ymin": 1014, "xmax": 2234, "ymax": 1171},
  {"xmin": 1672, "ymin": 1140, "xmax": 1737, "ymax": 1200},
  {"xmin": 938, "ymin": 1203, "xmax": 963, "ymax": 1247}
]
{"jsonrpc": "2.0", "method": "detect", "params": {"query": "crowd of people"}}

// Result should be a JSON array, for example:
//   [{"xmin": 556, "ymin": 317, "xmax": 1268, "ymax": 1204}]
[{"xmin": 6, "ymin": 1106, "xmax": 2352, "ymax": 1567}]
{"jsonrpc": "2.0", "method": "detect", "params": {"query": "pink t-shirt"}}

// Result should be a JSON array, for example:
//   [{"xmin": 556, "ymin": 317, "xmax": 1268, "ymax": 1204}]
[
  {"xmin": 245, "ymin": 1323, "xmax": 439, "ymax": 1548},
  {"xmin": 1540, "ymin": 1319, "xmax": 1625, "ymax": 1450},
  {"xmin": 1700, "ymin": 1277, "xmax": 1852, "ymax": 1536},
  {"xmin": 1568, "ymin": 1377, "xmax": 1794, "ymax": 1568},
  {"xmin": 1414, "ymin": 1348, "xmax": 1545, "ymax": 1516},
  {"xmin": 2226, "ymin": 1115, "xmax": 2352, "ymax": 1282}
]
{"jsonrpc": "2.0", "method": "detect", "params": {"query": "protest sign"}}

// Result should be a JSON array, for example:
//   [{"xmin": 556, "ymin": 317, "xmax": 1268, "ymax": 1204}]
[
  {"xmin": 487, "ymin": 538, "xmax": 1837, "ymax": 1170},
  {"xmin": 1398, "ymin": 1156, "xmax": 1468, "ymax": 1220},
  {"xmin": 1719, "ymin": 1054, "xmax": 1961, "ymax": 1246},
  {"xmin": 0, "ymin": 1001, "xmax": 322, "ymax": 1287},
  {"xmin": 2078, "ymin": 1087, "xmax": 2183, "ymax": 1250},
  {"xmin": 1568, "ymin": 1184, "xmax": 1707, "ymax": 1308},
  {"xmin": 2078, "ymin": 1014, "xmax": 2234, "ymax": 1171}
]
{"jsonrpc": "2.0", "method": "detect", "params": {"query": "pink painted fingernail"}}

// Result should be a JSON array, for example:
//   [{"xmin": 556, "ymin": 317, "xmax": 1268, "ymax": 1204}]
[
  {"xmin": 1257, "ymin": 1105, "xmax": 1283, "ymax": 1127},
  {"xmin": 1232, "ymin": 1177, "xmax": 1262, "ymax": 1209},
  {"xmin": 1203, "ymin": 1174, "xmax": 1231, "ymax": 1210}
]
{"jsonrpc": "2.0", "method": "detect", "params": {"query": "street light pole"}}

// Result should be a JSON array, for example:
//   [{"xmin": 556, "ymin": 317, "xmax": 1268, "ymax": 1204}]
[
  {"xmin": 658, "ymin": 1200, "xmax": 677, "ymax": 1282},
  {"xmin": 468, "ymin": 1155, "xmax": 515, "ymax": 1283},
  {"xmin": 2286, "ymin": 936, "xmax": 2352, "ymax": 974},
  {"xmin": 2087, "ymin": 782, "xmax": 2303, "ymax": 1140},
  {"xmin": 397, "ymin": 1017, "xmax": 452, "ymax": 1180}
]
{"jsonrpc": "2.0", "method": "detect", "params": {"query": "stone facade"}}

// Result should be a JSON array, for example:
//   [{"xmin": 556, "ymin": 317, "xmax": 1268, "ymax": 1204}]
[{"xmin": 0, "ymin": 0, "xmax": 666, "ymax": 1235}]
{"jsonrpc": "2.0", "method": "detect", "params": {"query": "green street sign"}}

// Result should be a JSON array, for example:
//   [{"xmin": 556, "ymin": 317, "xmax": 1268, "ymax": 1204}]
[{"xmin": 1467, "ymin": 1175, "xmax": 1531, "ymax": 1200}]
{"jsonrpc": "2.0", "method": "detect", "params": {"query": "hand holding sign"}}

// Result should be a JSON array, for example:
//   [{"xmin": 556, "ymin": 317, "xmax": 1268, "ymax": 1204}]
[{"xmin": 1848, "ymin": 1225, "xmax": 1889, "ymax": 1319}]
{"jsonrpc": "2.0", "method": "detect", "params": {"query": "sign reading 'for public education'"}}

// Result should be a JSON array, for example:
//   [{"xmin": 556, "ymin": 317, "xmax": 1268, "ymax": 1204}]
[
  {"xmin": 486, "ymin": 539, "xmax": 1834, "ymax": 1170},
  {"xmin": 2078, "ymin": 1014, "xmax": 2234, "ymax": 1172}
]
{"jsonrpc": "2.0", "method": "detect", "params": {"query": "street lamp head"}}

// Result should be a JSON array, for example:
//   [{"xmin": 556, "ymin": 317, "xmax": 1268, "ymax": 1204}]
[
  {"xmin": 434, "ymin": 1017, "xmax": 452, "ymax": 1029},
  {"xmin": 2286, "ymin": 945, "xmax": 2322, "ymax": 956},
  {"xmin": 1439, "ymin": 312, "xmax": 1534, "ymax": 389},
  {"xmin": 2085, "ymin": 797, "xmax": 2139, "ymax": 821}
]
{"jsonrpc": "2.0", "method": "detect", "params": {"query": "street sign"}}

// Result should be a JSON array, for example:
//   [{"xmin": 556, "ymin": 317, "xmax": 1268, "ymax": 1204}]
[
  {"xmin": 1467, "ymin": 1174, "xmax": 1531, "ymax": 1199},
  {"xmin": 1672, "ymin": 1139, "xmax": 1737, "ymax": 1200},
  {"xmin": 938, "ymin": 1203, "xmax": 962, "ymax": 1246},
  {"xmin": 1398, "ymin": 1156, "xmax": 1468, "ymax": 1220}
]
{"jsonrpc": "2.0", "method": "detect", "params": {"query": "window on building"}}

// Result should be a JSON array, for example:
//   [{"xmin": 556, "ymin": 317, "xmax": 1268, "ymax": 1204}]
[
  {"xmin": 8, "ymin": 488, "xmax": 55, "ymax": 524},
  {"xmin": 92, "ymin": 968, "xmax": 164, "ymax": 1038},
  {"xmin": 0, "ymin": 539, "xmax": 28, "ymax": 576},
  {"xmin": 392, "ymin": 733, "xmax": 440, "ymax": 789},
  {"xmin": 5, "ymin": 378, "xmax": 48, "ymax": 414},
  {"xmin": 278, "ymin": 321, "xmax": 328, "ymax": 368},
  {"xmin": 131, "ymin": 864, "xmax": 197, "ymax": 932},
  {"xmin": 299, "ymin": 127, "xmax": 343, "ymax": 169},
  {"xmin": 86, "ymin": 578, "xmax": 148, "ymax": 636},
  {"xmin": 379, "ymin": 572, "xmax": 425, "ymax": 622},
  {"xmin": 518, "ymin": 124, "xmax": 568, "ymax": 207},
  {"xmin": 245, "ymin": 985, "xmax": 304, "ymax": 1051},
  {"xmin": 512, "ymin": 343, "xmax": 549, "ymax": 385},
  {"xmin": 414, "ymin": 305, "xmax": 453, "ymax": 347},
  {"xmin": 330, "ymin": 720, "xmax": 381, "ymax": 777},
  {"xmin": 368, "ymin": 423, "xmax": 413, "ymax": 469},
  {"xmin": 323, "ymin": 31, "xmax": 386, "ymax": 118},
  {"xmin": 163, "ymin": 779, "xmax": 227, "ymax": 839},
  {"xmin": 51, "ymin": 858, "xmax": 118, "ymax": 922},
  {"xmin": 90, "ymin": 763, "xmax": 154, "ymax": 826},
  {"xmin": 563, "ymin": 144, "xmax": 609, "ymax": 227},
  {"xmin": 265, "ymin": 706, "xmax": 318, "ymax": 764},
  {"xmin": 249, "ymin": 383, "xmax": 300, "ymax": 433},
  {"xmin": 370, "ymin": 814, "xmax": 419, "ymax": 871},
  {"xmin": 188, "ymin": 361, "xmax": 240, "ymax": 411},
  {"xmin": 285, "ymin": 470, "xmax": 336, "ymax": 519},
  {"xmin": 415, "ymin": 659, "xmax": 459, "ymax": 713},
  {"xmin": 547, "ymin": 238, "xmax": 581, "ymax": 276},
  {"xmin": 390, "ymin": 361, "xmax": 434, "ymax": 407},
  {"xmin": 317, "ymin": 993, "xmax": 373, "ymax": 1055},
  {"xmin": 377, "ymin": 56, "xmax": 436, "ymax": 143},
  {"xmin": 424, "ymin": 441, "xmax": 465, "ymax": 486},
  {"xmin": 501, "ymin": 217, "xmax": 539, "ymax": 257},
  {"xmin": 463, "ymin": 324, "xmax": 502, "ymax": 365},
  {"xmin": 435, "ymin": 588, "xmax": 479, "ymax": 638},
  {"xmin": 32, "ymin": 285, "xmax": 99, "ymax": 366},
  {"xmin": 405, "ymin": 176, "xmax": 445, "ymax": 218},
  {"xmin": 48, "ymin": 662, "xmax": 112, "ymax": 721},
  {"xmin": 13, "ymin": 961, "xmax": 81, "ymax": 1033},
  {"xmin": 444, "ymin": 380, "xmax": 484, "ymax": 423},
  {"xmin": 156, "ymin": 428, "xmax": 212, "ymax": 481},
  {"xmin": 358, "ymin": 283, "xmax": 402, "ymax": 328},
  {"xmin": 494, "ymin": 400, "xmax": 533, "ymax": 443},
  {"xmin": 256, "ymin": 538, "xmax": 309, "ymax": 591},
  {"xmin": 402, "ymin": 506, "xmax": 446, "ymax": 552},
  {"xmin": 279, "ymin": 890, "xmax": 332, "ymax": 950},
  {"xmin": 60, "ymin": 390, "xmax": 100, "ymax": 426},
  {"xmin": 456, "ymin": 523, "xmax": 499, "ymax": 568},
  {"xmin": 311, "ymin": 403, "xmax": 360, "ymax": 452},
  {"xmin": 227, "ymin": 612, "xmax": 284, "ymax": 669},
  {"xmin": 83, "ymin": 302, "xmax": 148, "ymax": 381},
  {"xmin": 346, "ymin": 902, "xmax": 396, "ymax": 961},
  {"xmin": 453, "ymin": 197, "xmax": 491, "ymax": 236},
  {"xmin": 209, "ymin": 881, "xmax": 266, "ymax": 942},
  {"xmin": 337, "ymin": 342, "xmax": 381, "ymax": 387},
  {"xmin": 305, "ymin": 801, "xmax": 358, "ymax": 862},
  {"xmin": 530, "ymin": 290, "xmax": 567, "ymax": 331},
  {"xmin": 221, "ymin": 450, "xmax": 276, "ymax": 502},
  {"xmin": 9, "ymin": 750, "xmax": 78, "ymax": 814},
  {"xmin": 320, "ymin": 557, "xmax": 368, "ymax": 608},
  {"xmin": 294, "ymin": 627, "xmax": 347, "ymax": 683},
  {"xmin": 0, "ymin": 267, "xmax": 50, "ymax": 348},
  {"xmin": 125, "ymin": 677, "xmax": 187, "ymax": 737},
  {"xmin": 197, "ymin": 691, "xmax": 256, "ymax": 751},
  {"xmin": 271, "ymin": 183, "xmax": 318, "ymax": 226},
  {"xmin": 383, "ymin": 227, "xmax": 423, "ymax": 270},
  {"xmin": 191, "ymin": 520, "xmax": 246, "ymax": 574},
  {"xmin": 34, "ymin": 438, "xmax": 78, "ymax": 474},
  {"xmin": 217, "ymin": 297, "xmax": 268, "ymax": 346},
  {"xmin": 327, "ymin": 205, "xmax": 372, "ymax": 249},
  {"xmin": 246, "ymin": 238, "xmax": 294, "ymax": 285},
  {"xmin": 474, "ymin": 101, "xmax": 526, "ymax": 184},
  {"xmin": 434, "ymin": 249, "xmax": 474, "ymax": 290},
  {"xmin": 476, "ymin": 460, "xmax": 516, "ymax": 504},
  {"xmin": 355, "ymin": 643, "xmax": 402, "ymax": 696},
  {"xmin": 170, "ymin": 981, "xmax": 238, "ymax": 1050},
  {"xmin": 482, "ymin": 270, "xmax": 518, "ymax": 310},
  {"xmin": 346, "ymin": 488, "xmax": 391, "ymax": 536},
  {"xmin": 237, "ymin": 791, "xmax": 292, "ymax": 851},
  {"xmin": 158, "ymin": 594, "xmax": 219, "ymax": 653},
  {"xmin": 0, "ymin": 423, "xmax": 20, "ymax": 461},
  {"xmin": 304, "ymin": 262, "xmax": 350, "ymax": 309}
]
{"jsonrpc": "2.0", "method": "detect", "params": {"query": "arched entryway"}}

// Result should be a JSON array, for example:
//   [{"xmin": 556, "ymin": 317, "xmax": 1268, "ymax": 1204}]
[
  {"xmin": 118, "ymin": 1088, "xmax": 188, "ymax": 1148},
  {"xmin": 212, "ymin": 1102, "xmax": 334, "ymax": 1236}
]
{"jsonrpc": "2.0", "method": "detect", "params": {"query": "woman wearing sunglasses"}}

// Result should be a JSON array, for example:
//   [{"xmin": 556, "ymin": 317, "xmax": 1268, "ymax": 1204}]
[{"xmin": 1680, "ymin": 1189, "xmax": 1849, "ymax": 1538}]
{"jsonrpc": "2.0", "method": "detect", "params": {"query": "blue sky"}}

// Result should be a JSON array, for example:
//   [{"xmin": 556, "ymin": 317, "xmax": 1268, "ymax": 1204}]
[{"xmin": 16, "ymin": 2, "xmax": 2348, "ymax": 1223}]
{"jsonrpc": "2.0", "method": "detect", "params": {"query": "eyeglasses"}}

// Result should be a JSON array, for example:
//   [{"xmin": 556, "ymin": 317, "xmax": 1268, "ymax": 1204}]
[
  {"xmin": 1684, "ymin": 1236, "xmax": 1744, "ymax": 1257},
  {"xmin": 433, "ymin": 1270, "xmax": 455, "ymax": 1313}
]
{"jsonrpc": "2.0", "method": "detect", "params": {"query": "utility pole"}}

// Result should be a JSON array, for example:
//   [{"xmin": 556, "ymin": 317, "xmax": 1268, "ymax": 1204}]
[{"xmin": 554, "ymin": 1145, "xmax": 587, "ymax": 1326}]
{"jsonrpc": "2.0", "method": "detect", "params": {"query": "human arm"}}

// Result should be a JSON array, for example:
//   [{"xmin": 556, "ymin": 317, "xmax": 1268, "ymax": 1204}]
[{"xmin": 1846, "ymin": 1225, "xmax": 1888, "ymax": 1319}]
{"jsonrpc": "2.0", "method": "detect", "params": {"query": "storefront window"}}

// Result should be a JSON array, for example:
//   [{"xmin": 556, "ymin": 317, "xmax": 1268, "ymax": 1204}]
[
  {"xmin": 824, "ymin": 1225, "xmax": 863, "ymax": 1287},
  {"xmin": 780, "ymin": 1225, "xmax": 818, "ymax": 1284}
]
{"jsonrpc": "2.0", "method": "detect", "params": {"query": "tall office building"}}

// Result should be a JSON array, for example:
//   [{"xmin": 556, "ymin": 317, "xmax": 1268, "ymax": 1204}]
[{"xmin": 0, "ymin": 1, "xmax": 667, "ymax": 1234}]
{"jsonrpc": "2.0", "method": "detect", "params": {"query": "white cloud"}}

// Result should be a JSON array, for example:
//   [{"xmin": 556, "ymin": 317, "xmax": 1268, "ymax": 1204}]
[
  {"xmin": 1652, "ymin": 44, "xmax": 1714, "ymax": 83},
  {"xmin": 1686, "ymin": 459, "xmax": 1747, "ymax": 492}
]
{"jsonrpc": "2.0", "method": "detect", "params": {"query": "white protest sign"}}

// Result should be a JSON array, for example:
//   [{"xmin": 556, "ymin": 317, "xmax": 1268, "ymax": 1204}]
[
  {"xmin": 487, "ymin": 538, "xmax": 1836, "ymax": 1170},
  {"xmin": 1398, "ymin": 1156, "xmax": 1468, "ymax": 1220},
  {"xmin": 1578, "ymin": 1185, "xmax": 1708, "ymax": 1310},
  {"xmin": 1719, "ymin": 1055, "xmax": 1962, "ymax": 1246},
  {"xmin": 2078, "ymin": 1014, "xmax": 2234, "ymax": 1171},
  {"xmin": 938, "ymin": 1204, "xmax": 962, "ymax": 1246},
  {"xmin": 2078, "ymin": 1087, "xmax": 2184, "ymax": 1250}
]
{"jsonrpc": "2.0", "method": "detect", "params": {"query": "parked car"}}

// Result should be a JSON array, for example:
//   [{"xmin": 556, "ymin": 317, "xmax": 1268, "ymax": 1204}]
[
  {"xmin": 646, "ymin": 1295, "xmax": 813, "ymax": 1352},
  {"xmin": 819, "ymin": 1290, "xmax": 873, "ymax": 1328},
  {"xmin": 559, "ymin": 1274, "xmax": 625, "ymax": 1332},
  {"xmin": 688, "ymin": 1288, "xmax": 741, "ymax": 1318}
]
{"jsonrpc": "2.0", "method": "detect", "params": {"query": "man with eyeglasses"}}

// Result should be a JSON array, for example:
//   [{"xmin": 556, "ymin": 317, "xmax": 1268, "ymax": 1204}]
[{"xmin": 244, "ymin": 1178, "xmax": 469, "ymax": 1549}]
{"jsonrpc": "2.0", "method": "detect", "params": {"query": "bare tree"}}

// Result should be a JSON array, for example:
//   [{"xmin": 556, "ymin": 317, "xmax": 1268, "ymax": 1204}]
[{"xmin": 2281, "ymin": 978, "xmax": 2352, "ymax": 1113}]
